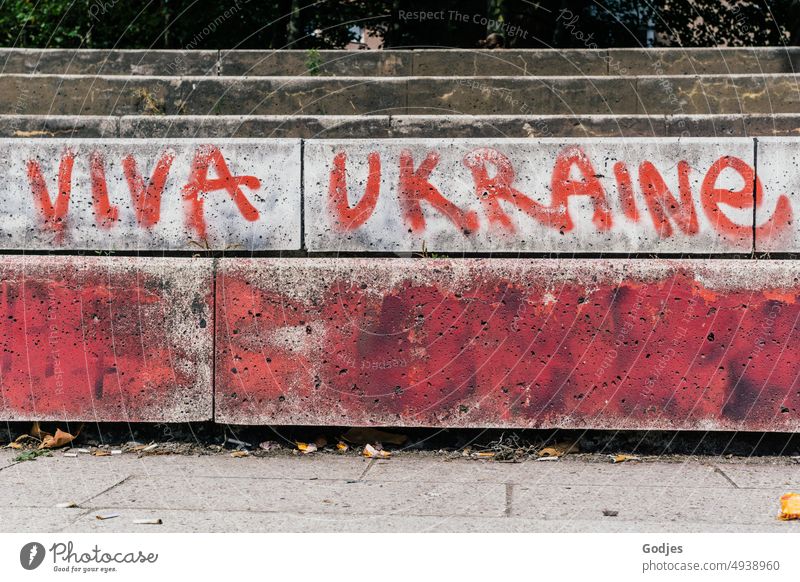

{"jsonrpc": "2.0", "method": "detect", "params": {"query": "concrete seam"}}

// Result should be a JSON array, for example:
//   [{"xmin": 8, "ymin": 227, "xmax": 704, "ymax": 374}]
[
  {"xmin": 300, "ymin": 138, "xmax": 305, "ymax": 251},
  {"xmin": 77, "ymin": 474, "xmax": 132, "ymax": 507},
  {"xmin": 357, "ymin": 458, "xmax": 377, "ymax": 481},
  {"xmin": 753, "ymin": 136, "xmax": 758, "ymax": 256},
  {"xmin": 504, "ymin": 482, "xmax": 513, "ymax": 517},
  {"xmin": 0, "ymin": 461, "xmax": 20, "ymax": 474},
  {"xmin": 711, "ymin": 465, "xmax": 740, "ymax": 489},
  {"xmin": 211, "ymin": 256, "xmax": 218, "ymax": 422}
]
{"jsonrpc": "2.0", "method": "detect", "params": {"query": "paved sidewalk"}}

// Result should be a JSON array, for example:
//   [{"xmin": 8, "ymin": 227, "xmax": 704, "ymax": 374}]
[{"xmin": 1, "ymin": 450, "xmax": 799, "ymax": 532}]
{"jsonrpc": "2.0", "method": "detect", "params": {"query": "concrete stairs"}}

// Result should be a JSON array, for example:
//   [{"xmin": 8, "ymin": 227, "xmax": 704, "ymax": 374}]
[
  {"xmin": 2, "ymin": 47, "xmax": 799, "ymax": 137},
  {"xmin": 3, "ymin": 47, "xmax": 800, "ymax": 430}
]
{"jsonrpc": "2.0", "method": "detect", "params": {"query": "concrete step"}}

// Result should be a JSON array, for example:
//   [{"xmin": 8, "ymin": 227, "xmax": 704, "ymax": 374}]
[
  {"xmin": 3, "ymin": 114, "xmax": 799, "ymax": 138},
  {"xmin": 2, "ymin": 74, "xmax": 799, "ymax": 116},
  {"xmin": 3, "ymin": 48, "xmax": 800, "ymax": 76}
]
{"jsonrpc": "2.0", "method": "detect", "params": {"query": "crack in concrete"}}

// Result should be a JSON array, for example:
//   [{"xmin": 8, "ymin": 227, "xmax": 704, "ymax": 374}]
[
  {"xmin": 0, "ymin": 461, "xmax": 20, "ymax": 474},
  {"xmin": 712, "ymin": 465, "xmax": 740, "ymax": 489},
  {"xmin": 78, "ymin": 474, "xmax": 133, "ymax": 506},
  {"xmin": 504, "ymin": 483, "xmax": 513, "ymax": 517},
  {"xmin": 356, "ymin": 458, "xmax": 377, "ymax": 481}
]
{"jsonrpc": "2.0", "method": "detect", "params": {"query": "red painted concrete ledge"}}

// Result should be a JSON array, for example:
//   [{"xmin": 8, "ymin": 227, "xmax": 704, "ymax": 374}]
[
  {"xmin": 0, "ymin": 257, "xmax": 213, "ymax": 422},
  {"xmin": 216, "ymin": 258, "xmax": 800, "ymax": 431}
]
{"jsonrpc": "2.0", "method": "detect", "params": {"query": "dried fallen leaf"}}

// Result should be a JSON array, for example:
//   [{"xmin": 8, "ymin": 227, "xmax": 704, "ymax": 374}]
[
  {"xmin": 40, "ymin": 427, "xmax": 81, "ymax": 450},
  {"xmin": 779, "ymin": 492, "xmax": 800, "ymax": 520},
  {"xmin": 230, "ymin": 450, "xmax": 249, "ymax": 458},
  {"xmin": 336, "ymin": 441, "xmax": 349, "ymax": 452},
  {"xmin": 92, "ymin": 450, "xmax": 111, "ymax": 457},
  {"xmin": 342, "ymin": 428, "xmax": 407, "ymax": 446},
  {"xmin": 296, "ymin": 442, "xmax": 317, "ymax": 454},
  {"xmin": 612, "ymin": 454, "xmax": 641, "ymax": 464},
  {"xmin": 30, "ymin": 422, "xmax": 50, "ymax": 440},
  {"xmin": 363, "ymin": 444, "xmax": 391, "ymax": 459},
  {"xmin": 537, "ymin": 441, "xmax": 580, "ymax": 458},
  {"xmin": 6, "ymin": 442, "xmax": 22, "ymax": 450},
  {"xmin": 133, "ymin": 518, "xmax": 163, "ymax": 525}
]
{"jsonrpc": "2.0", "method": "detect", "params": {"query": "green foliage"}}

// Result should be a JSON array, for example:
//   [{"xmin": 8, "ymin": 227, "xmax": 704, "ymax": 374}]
[
  {"xmin": 14, "ymin": 449, "xmax": 52, "ymax": 462},
  {"xmin": 657, "ymin": 0, "xmax": 792, "ymax": 46},
  {"xmin": 305, "ymin": 48, "xmax": 321, "ymax": 75},
  {"xmin": 0, "ymin": 0, "xmax": 796, "ymax": 49}
]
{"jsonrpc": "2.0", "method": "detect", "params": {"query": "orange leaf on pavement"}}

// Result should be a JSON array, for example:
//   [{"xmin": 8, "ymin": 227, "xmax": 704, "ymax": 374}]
[
  {"xmin": 779, "ymin": 492, "xmax": 800, "ymax": 520},
  {"xmin": 39, "ymin": 427, "xmax": 81, "ymax": 450}
]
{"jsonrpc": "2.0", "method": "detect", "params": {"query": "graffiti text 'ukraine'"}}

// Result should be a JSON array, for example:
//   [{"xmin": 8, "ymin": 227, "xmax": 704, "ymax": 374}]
[{"xmin": 329, "ymin": 146, "xmax": 790, "ymax": 241}]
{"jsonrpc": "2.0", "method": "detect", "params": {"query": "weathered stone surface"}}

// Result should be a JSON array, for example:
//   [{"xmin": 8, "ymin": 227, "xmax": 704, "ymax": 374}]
[
  {"xmin": 4, "ymin": 48, "xmax": 796, "ymax": 77},
  {"xmin": 119, "ymin": 115, "xmax": 391, "ymax": 138},
  {"xmin": 215, "ymin": 258, "xmax": 800, "ymax": 430},
  {"xmin": 304, "ymin": 138, "xmax": 757, "ymax": 253},
  {"xmin": 754, "ymin": 137, "xmax": 800, "ymax": 252},
  {"xmin": 5, "ymin": 75, "xmax": 800, "ymax": 116},
  {"xmin": 0, "ymin": 139, "xmax": 300, "ymax": 251},
  {"xmin": 0, "ymin": 75, "xmax": 187, "ymax": 115},
  {"xmin": 181, "ymin": 77, "xmax": 408, "ymax": 115},
  {"xmin": 0, "ymin": 115, "xmax": 117, "ymax": 137},
  {"xmin": 609, "ymin": 47, "xmax": 800, "ymax": 75},
  {"xmin": 636, "ymin": 75, "xmax": 800, "ymax": 115},
  {"xmin": 0, "ymin": 256, "xmax": 212, "ymax": 422},
  {"xmin": 219, "ymin": 49, "xmax": 412, "ymax": 76},
  {"xmin": 405, "ymin": 77, "xmax": 639, "ymax": 115},
  {"xmin": 6, "ymin": 114, "xmax": 800, "ymax": 139},
  {"xmin": 389, "ymin": 115, "xmax": 666, "ymax": 137},
  {"xmin": 0, "ymin": 48, "xmax": 218, "ymax": 75},
  {"xmin": 412, "ymin": 49, "xmax": 608, "ymax": 76}
]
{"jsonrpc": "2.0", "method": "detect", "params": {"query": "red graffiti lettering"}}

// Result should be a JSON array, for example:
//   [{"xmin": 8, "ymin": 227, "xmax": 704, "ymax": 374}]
[
  {"xmin": 26, "ymin": 151, "xmax": 75, "ymax": 241},
  {"xmin": 702, "ymin": 155, "xmax": 792, "ymax": 241},
  {"xmin": 122, "ymin": 151, "xmax": 175, "ymax": 228},
  {"xmin": 613, "ymin": 161, "xmax": 639, "ymax": 222},
  {"xmin": 463, "ymin": 148, "xmax": 554, "ymax": 232},
  {"xmin": 550, "ymin": 146, "xmax": 612, "ymax": 232},
  {"xmin": 329, "ymin": 151, "xmax": 380, "ymax": 230},
  {"xmin": 639, "ymin": 160, "xmax": 699, "ymax": 237},
  {"xmin": 88, "ymin": 151, "xmax": 119, "ymax": 229},
  {"xmin": 182, "ymin": 145, "xmax": 260, "ymax": 239},
  {"xmin": 399, "ymin": 149, "xmax": 478, "ymax": 234}
]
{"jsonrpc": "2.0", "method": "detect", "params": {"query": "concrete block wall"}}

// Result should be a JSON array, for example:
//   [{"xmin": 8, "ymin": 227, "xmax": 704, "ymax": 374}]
[{"xmin": 2, "ymin": 48, "xmax": 800, "ymax": 429}]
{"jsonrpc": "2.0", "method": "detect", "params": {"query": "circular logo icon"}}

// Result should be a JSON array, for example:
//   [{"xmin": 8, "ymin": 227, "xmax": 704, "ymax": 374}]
[{"xmin": 20, "ymin": 542, "xmax": 46, "ymax": 570}]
